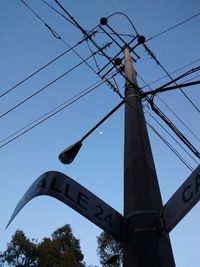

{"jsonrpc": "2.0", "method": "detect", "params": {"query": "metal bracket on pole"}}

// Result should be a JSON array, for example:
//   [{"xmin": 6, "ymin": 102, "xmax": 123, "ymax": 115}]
[{"xmin": 123, "ymin": 210, "xmax": 163, "ymax": 239}]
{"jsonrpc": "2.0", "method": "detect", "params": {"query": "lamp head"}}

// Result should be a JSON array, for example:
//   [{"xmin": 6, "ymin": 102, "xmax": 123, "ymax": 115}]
[{"xmin": 58, "ymin": 141, "xmax": 82, "ymax": 164}]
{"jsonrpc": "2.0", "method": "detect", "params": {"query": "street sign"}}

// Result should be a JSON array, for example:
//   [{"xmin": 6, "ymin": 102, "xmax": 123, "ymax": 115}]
[
  {"xmin": 7, "ymin": 171, "xmax": 123, "ymax": 240},
  {"xmin": 162, "ymin": 165, "xmax": 200, "ymax": 232}
]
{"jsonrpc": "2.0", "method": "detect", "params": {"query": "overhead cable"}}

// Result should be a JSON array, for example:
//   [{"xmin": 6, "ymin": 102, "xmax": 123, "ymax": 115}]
[
  {"xmin": 0, "ymin": 36, "xmax": 95, "ymax": 99},
  {"xmin": 147, "ymin": 122, "xmax": 194, "ymax": 171},
  {"xmin": 145, "ymin": 108, "xmax": 199, "ymax": 165},
  {"xmin": 146, "ymin": 12, "xmax": 200, "ymax": 42},
  {"xmin": 116, "ymin": 12, "xmax": 200, "ymax": 114},
  {"xmin": 44, "ymin": 1, "xmax": 200, "ymax": 169},
  {"xmin": 138, "ymin": 74, "xmax": 200, "ymax": 148},
  {"xmin": 0, "ymin": 78, "xmax": 109, "ymax": 149},
  {"xmin": 149, "ymin": 100, "xmax": 200, "ymax": 160},
  {"xmin": 141, "ymin": 58, "xmax": 200, "ymax": 90},
  {"xmin": 21, "ymin": 0, "xmax": 61, "ymax": 39},
  {"xmin": 142, "ymin": 66, "xmax": 200, "ymax": 97},
  {"xmin": 143, "ymin": 43, "xmax": 200, "ymax": 113},
  {"xmin": 40, "ymin": 0, "xmax": 78, "ymax": 28},
  {"xmin": 0, "ymin": 42, "xmax": 111, "ymax": 119}
]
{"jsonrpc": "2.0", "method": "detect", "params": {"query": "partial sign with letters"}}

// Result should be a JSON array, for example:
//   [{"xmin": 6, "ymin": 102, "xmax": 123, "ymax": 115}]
[
  {"xmin": 162, "ymin": 165, "xmax": 200, "ymax": 232},
  {"xmin": 7, "ymin": 171, "xmax": 123, "ymax": 240}
]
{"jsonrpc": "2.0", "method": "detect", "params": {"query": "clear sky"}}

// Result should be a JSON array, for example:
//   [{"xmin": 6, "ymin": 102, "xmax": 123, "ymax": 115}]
[{"xmin": 0, "ymin": 0, "xmax": 200, "ymax": 266}]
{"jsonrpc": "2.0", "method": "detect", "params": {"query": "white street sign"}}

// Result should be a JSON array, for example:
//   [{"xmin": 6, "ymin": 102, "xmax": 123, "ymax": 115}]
[
  {"xmin": 7, "ymin": 171, "xmax": 123, "ymax": 240},
  {"xmin": 162, "ymin": 165, "xmax": 200, "ymax": 232}
]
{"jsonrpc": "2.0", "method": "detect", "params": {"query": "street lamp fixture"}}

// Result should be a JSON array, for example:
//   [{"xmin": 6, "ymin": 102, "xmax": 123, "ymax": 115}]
[
  {"xmin": 58, "ymin": 141, "xmax": 82, "ymax": 164},
  {"xmin": 58, "ymin": 100, "xmax": 124, "ymax": 164}
]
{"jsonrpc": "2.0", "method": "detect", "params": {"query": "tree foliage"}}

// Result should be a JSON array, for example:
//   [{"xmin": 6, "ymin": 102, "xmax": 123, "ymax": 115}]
[
  {"xmin": 96, "ymin": 231, "xmax": 122, "ymax": 266},
  {"xmin": 0, "ymin": 224, "xmax": 85, "ymax": 267},
  {"xmin": 0, "ymin": 230, "xmax": 37, "ymax": 266}
]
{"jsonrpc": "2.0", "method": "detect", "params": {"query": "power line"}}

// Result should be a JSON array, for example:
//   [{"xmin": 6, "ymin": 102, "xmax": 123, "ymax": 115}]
[
  {"xmin": 0, "ymin": 38, "xmax": 92, "ymax": 99},
  {"xmin": 149, "ymin": 99, "xmax": 200, "ymax": 160},
  {"xmin": 143, "ymin": 43, "xmax": 200, "ymax": 113},
  {"xmin": 0, "ymin": 78, "xmax": 108, "ymax": 149},
  {"xmin": 105, "ymin": 70, "xmax": 197, "ymax": 170},
  {"xmin": 158, "ymin": 62, "xmax": 200, "ymax": 113},
  {"xmin": 21, "ymin": 0, "xmax": 61, "ymax": 39},
  {"xmin": 52, "ymin": 0, "xmax": 144, "ymax": 102},
  {"xmin": 145, "ymin": 108, "xmax": 199, "ymax": 165},
  {"xmin": 39, "ymin": 2, "xmax": 132, "ymax": 95},
  {"xmin": 111, "ymin": 11, "xmax": 200, "ymax": 114},
  {"xmin": 146, "ymin": 12, "xmax": 200, "ymax": 42},
  {"xmin": 105, "ymin": 10, "xmax": 200, "ymax": 116},
  {"xmin": 141, "ymin": 58, "xmax": 200, "ymax": 90},
  {"xmin": 25, "ymin": 1, "xmax": 199, "ymax": 169},
  {"xmin": 157, "ymin": 95, "xmax": 200, "ymax": 143},
  {"xmin": 20, "ymin": 0, "xmax": 126, "ymax": 124},
  {"xmin": 147, "ymin": 122, "xmax": 194, "ymax": 171},
  {"xmin": 116, "ymin": 87, "xmax": 195, "ymax": 171},
  {"xmin": 21, "ymin": 0, "xmax": 102, "ymax": 75},
  {"xmin": 144, "ymin": 80, "xmax": 200, "ymax": 97},
  {"xmin": 142, "ymin": 66, "xmax": 200, "ymax": 96},
  {"xmin": 40, "ymin": 0, "xmax": 78, "ymax": 28},
  {"xmin": 0, "ymin": 43, "xmax": 111, "ymax": 120},
  {"xmin": 138, "ymin": 74, "xmax": 200, "ymax": 145},
  {"xmin": 107, "ymin": 12, "xmax": 139, "ymax": 35}
]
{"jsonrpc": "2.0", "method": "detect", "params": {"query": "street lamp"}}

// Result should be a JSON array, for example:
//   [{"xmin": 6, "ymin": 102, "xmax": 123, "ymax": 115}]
[
  {"xmin": 58, "ymin": 141, "xmax": 82, "ymax": 164},
  {"xmin": 58, "ymin": 100, "xmax": 124, "ymax": 164}
]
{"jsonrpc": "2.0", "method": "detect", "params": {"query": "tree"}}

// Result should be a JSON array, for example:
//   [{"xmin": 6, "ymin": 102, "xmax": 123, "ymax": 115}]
[
  {"xmin": 0, "ymin": 230, "xmax": 37, "ymax": 266},
  {"xmin": 97, "ymin": 231, "xmax": 122, "ymax": 266},
  {"xmin": 37, "ymin": 224, "xmax": 84, "ymax": 267},
  {"xmin": 0, "ymin": 224, "xmax": 85, "ymax": 267}
]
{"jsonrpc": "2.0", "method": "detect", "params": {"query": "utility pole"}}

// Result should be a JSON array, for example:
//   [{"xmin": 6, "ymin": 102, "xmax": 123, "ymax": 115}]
[{"xmin": 123, "ymin": 47, "xmax": 175, "ymax": 267}]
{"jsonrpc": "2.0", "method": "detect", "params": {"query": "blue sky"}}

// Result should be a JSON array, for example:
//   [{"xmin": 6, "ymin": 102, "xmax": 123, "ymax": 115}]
[{"xmin": 0, "ymin": 0, "xmax": 200, "ymax": 266}]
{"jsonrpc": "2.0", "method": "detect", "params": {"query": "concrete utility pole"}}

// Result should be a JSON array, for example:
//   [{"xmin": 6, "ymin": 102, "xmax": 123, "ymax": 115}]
[{"xmin": 123, "ymin": 47, "xmax": 176, "ymax": 267}]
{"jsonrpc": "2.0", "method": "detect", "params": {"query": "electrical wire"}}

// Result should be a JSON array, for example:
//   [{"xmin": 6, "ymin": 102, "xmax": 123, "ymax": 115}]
[
  {"xmin": 107, "ymin": 12, "xmax": 139, "ymax": 35},
  {"xmin": 0, "ymin": 78, "xmax": 109, "ymax": 149},
  {"xmin": 146, "ymin": 122, "xmax": 194, "ymax": 172},
  {"xmin": 19, "ymin": 0, "xmax": 127, "ymax": 136},
  {"xmin": 95, "ymin": 31, "xmax": 134, "ymax": 38},
  {"xmin": 40, "ymin": 0, "xmax": 78, "ymax": 28},
  {"xmin": 98, "ymin": 24, "xmax": 140, "ymax": 61},
  {"xmin": 142, "ymin": 66, "xmax": 200, "ymax": 96},
  {"xmin": 145, "ymin": 108, "xmax": 199, "ymax": 165},
  {"xmin": 104, "ymin": 67, "xmax": 196, "ymax": 170},
  {"xmin": 53, "ymin": 0, "xmax": 138, "ymax": 79},
  {"xmin": 143, "ymin": 43, "xmax": 200, "ymax": 113},
  {"xmin": 157, "ymin": 96, "xmax": 200, "ymax": 144},
  {"xmin": 115, "ymin": 88, "xmax": 195, "ymax": 171},
  {"xmin": 141, "ymin": 58, "xmax": 200, "ymax": 90},
  {"xmin": 21, "ymin": 0, "xmax": 61, "ymax": 39},
  {"xmin": 38, "ymin": 0, "xmax": 137, "ymax": 98},
  {"xmin": 150, "ymin": 99, "xmax": 200, "ymax": 160},
  {"xmin": 106, "ymin": 11, "xmax": 200, "ymax": 115},
  {"xmin": 146, "ymin": 12, "xmax": 200, "ymax": 42},
  {"xmin": 18, "ymin": 1, "xmax": 199, "ymax": 170},
  {"xmin": 85, "ymin": 40, "xmax": 101, "ymax": 71},
  {"xmin": 0, "ymin": 37, "xmax": 94, "ymax": 99},
  {"xmin": 1, "ymin": 0, "xmax": 100, "ymax": 100},
  {"xmin": 159, "ymin": 65, "xmax": 200, "ymax": 113},
  {"xmin": 21, "ymin": 0, "xmax": 103, "ymax": 76},
  {"xmin": 138, "ymin": 74, "xmax": 200, "ymax": 146},
  {"xmin": 0, "ymin": 43, "xmax": 111, "ymax": 120}
]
